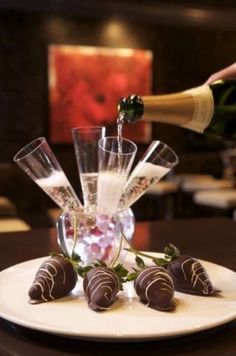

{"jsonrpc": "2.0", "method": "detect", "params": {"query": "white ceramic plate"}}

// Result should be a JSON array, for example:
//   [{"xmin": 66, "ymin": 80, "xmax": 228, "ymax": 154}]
[{"xmin": 0, "ymin": 253, "xmax": 235, "ymax": 342}]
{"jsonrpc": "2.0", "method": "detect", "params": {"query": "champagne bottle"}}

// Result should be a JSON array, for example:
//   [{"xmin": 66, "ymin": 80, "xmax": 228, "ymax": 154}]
[{"xmin": 118, "ymin": 79, "xmax": 236, "ymax": 140}]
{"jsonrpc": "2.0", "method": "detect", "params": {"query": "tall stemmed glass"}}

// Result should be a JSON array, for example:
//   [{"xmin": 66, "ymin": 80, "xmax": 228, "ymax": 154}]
[
  {"xmin": 97, "ymin": 136, "xmax": 137, "ymax": 215},
  {"xmin": 13, "ymin": 137, "xmax": 82, "ymax": 211},
  {"xmin": 72, "ymin": 126, "xmax": 105, "ymax": 213},
  {"xmin": 119, "ymin": 140, "xmax": 179, "ymax": 210}
]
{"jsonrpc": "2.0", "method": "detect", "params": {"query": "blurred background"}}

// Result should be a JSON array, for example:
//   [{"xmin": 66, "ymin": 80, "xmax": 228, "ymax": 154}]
[{"xmin": 1, "ymin": 0, "xmax": 236, "ymax": 229}]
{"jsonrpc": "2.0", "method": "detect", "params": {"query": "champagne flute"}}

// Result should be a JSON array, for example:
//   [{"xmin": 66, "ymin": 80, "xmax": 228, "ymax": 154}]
[
  {"xmin": 72, "ymin": 126, "xmax": 106, "ymax": 213},
  {"xmin": 119, "ymin": 140, "xmax": 179, "ymax": 210},
  {"xmin": 97, "ymin": 136, "xmax": 137, "ymax": 215},
  {"xmin": 13, "ymin": 137, "xmax": 82, "ymax": 211}
]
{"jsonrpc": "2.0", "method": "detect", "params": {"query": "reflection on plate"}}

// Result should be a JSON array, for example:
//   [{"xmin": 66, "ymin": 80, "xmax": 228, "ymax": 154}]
[{"xmin": 0, "ymin": 253, "xmax": 235, "ymax": 342}]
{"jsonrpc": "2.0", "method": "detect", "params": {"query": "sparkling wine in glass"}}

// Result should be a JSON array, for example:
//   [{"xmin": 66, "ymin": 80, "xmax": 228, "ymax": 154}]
[
  {"xmin": 79, "ymin": 172, "xmax": 98, "ymax": 209},
  {"xmin": 72, "ymin": 126, "xmax": 106, "ymax": 213},
  {"xmin": 119, "ymin": 140, "xmax": 179, "ymax": 210},
  {"xmin": 97, "ymin": 136, "xmax": 137, "ymax": 214},
  {"xmin": 13, "ymin": 137, "xmax": 82, "ymax": 211},
  {"xmin": 35, "ymin": 170, "xmax": 81, "ymax": 211}
]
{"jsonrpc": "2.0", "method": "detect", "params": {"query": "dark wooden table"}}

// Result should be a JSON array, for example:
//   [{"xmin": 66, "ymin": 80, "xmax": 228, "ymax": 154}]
[{"xmin": 0, "ymin": 217, "xmax": 235, "ymax": 356}]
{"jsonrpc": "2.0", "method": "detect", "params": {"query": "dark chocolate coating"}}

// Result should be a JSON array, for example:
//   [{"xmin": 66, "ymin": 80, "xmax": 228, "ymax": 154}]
[
  {"xmin": 134, "ymin": 266, "xmax": 175, "ymax": 311},
  {"xmin": 28, "ymin": 256, "xmax": 77, "ymax": 303},
  {"xmin": 167, "ymin": 255, "xmax": 215, "ymax": 295},
  {"xmin": 83, "ymin": 267, "xmax": 120, "ymax": 311}
]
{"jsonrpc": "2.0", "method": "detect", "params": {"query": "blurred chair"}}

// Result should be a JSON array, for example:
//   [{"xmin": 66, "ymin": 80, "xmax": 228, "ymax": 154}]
[
  {"xmin": 221, "ymin": 148, "xmax": 236, "ymax": 184},
  {"xmin": 0, "ymin": 218, "xmax": 30, "ymax": 232},
  {"xmin": 0, "ymin": 196, "xmax": 17, "ymax": 216},
  {"xmin": 193, "ymin": 189, "xmax": 236, "ymax": 219},
  {"xmin": 176, "ymin": 174, "xmax": 233, "ymax": 218},
  {"xmin": 146, "ymin": 181, "xmax": 179, "ymax": 220},
  {"xmin": 181, "ymin": 178, "xmax": 233, "ymax": 193},
  {"xmin": 0, "ymin": 194, "xmax": 31, "ymax": 232},
  {"xmin": 174, "ymin": 174, "xmax": 215, "ymax": 188}
]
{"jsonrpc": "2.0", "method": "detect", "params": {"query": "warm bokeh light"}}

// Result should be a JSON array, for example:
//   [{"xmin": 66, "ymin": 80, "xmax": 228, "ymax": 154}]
[{"xmin": 100, "ymin": 19, "xmax": 141, "ymax": 47}]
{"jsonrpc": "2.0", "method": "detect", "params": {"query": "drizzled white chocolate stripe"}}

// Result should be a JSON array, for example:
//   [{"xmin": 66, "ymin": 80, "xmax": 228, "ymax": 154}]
[
  {"xmin": 84, "ymin": 267, "xmax": 119, "ymax": 310},
  {"xmin": 134, "ymin": 266, "xmax": 175, "ymax": 312},
  {"xmin": 181, "ymin": 258, "xmax": 213, "ymax": 295},
  {"xmin": 29, "ymin": 259, "xmax": 66, "ymax": 303},
  {"xmin": 135, "ymin": 266, "xmax": 174, "ymax": 307}
]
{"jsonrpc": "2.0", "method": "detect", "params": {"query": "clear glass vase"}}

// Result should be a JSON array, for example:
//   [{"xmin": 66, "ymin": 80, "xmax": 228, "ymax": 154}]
[{"xmin": 56, "ymin": 208, "xmax": 135, "ymax": 266}]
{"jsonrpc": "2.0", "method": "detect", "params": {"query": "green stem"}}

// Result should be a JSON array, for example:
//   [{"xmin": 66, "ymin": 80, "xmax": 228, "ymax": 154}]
[
  {"xmin": 71, "ymin": 210, "xmax": 78, "ymax": 259},
  {"xmin": 121, "ymin": 232, "xmax": 151, "ymax": 257},
  {"xmin": 122, "ymin": 232, "xmax": 164, "ymax": 261},
  {"xmin": 110, "ymin": 229, "xmax": 124, "ymax": 268},
  {"xmin": 124, "ymin": 247, "xmax": 157, "ymax": 260},
  {"xmin": 121, "ymin": 231, "xmax": 134, "ymax": 249}
]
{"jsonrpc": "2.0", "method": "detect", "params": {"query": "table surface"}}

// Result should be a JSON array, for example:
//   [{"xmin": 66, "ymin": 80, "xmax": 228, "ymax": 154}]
[{"xmin": 0, "ymin": 217, "xmax": 235, "ymax": 356}]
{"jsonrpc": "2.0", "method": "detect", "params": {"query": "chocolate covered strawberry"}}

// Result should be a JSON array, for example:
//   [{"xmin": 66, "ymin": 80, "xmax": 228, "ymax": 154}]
[
  {"xmin": 164, "ymin": 244, "xmax": 217, "ymax": 296},
  {"xmin": 83, "ymin": 266, "xmax": 120, "ymax": 311},
  {"xmin": 28, "ymin": 255, "xmax": 77, "ymax": 303},
  {"xmin": 134, "ymin": 265, "xmax": 175, "ymax": 311}
]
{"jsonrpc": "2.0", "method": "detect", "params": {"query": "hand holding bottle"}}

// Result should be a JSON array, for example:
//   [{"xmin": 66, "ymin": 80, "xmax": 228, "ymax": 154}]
[{"xmin": 205, "ymin": 62, "xmax": 236, "ymax": 84}]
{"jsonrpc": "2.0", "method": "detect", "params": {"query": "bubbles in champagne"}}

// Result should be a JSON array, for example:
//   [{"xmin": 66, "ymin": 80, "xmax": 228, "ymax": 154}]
[
  {"xmin": 119, "ymin": 162, "xmax": 170, "ymax": 209},
  {"xmin": 97, "ymin": 171, "xmax": 126, "ymax": 214},
  {"xmin": 36, "ymin": 170, "xmax": 80, "ymax": 210},
  {"xmin": 80, "ymin": 172, "xmax": 98, "ymax": 212}
]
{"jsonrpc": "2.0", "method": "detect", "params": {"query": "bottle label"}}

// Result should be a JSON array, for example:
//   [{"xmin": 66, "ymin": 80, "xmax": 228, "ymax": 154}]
[{"xmin": 182, "ymin": 85, "xmax": 214, "ymax": 133}]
